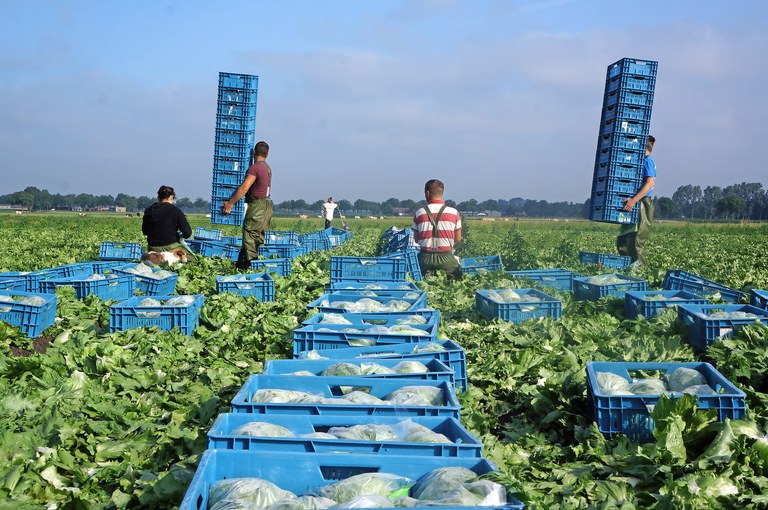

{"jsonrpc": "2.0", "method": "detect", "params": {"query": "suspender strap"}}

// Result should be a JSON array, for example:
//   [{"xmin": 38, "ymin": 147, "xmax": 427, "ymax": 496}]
[{"xmin": 424, "ymin": 204, "xmax": 447, "ymax": 252}]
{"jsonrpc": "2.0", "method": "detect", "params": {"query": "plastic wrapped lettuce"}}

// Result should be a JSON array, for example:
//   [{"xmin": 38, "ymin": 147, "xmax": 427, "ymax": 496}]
[
  {"xmin": 348, "ymin": 338, "xmax": 376, "ymax": 347},
  {"xmin": 342, "ymin": 391, "xmax": 390, "ymax": 406},
  {"xmin": 0, "ymin": 295, "xmax": 13, "ymax": 313},
  {"xmin": 384, "ymin": 300, "xmax": 412, "ymax": 312},
  {"xmin": 395, "ymin": 315, "xmax": 428, "ymax": 325},
  {"xmin": 267, "ymin": 495, "xmax": 336, "ymax": 510},
  {"xmin": 601, "ymin": 389, "xmax": 634, "ymax": 396},
  {"xmin": 392, "ymin": 421, "xmax": 451, "ymax": 444},
  {"xmin": 299, "ymin": 350, "xmax": 329, "ymax": 360},
  {"xmin": 331, "ymin": 301, "xmax": 361, "ymax": 311},
  {"xmin": 19, "ymin": 295, "xmax": 47, "ymax": 306},
  {"xmin": 327, "ymin": 424, "xmax": 397, "ymax": 441},
  {"xmin": 86, "ymin": 273, "xmax": 106, "ymax": 280},
  {"xmin": 682, "ymin": 384, "xmax": 718, "ymax": 395},
  {"xmin": 165, "ymin": 295, "xmax": 196, "ymax": 307},
  {"xmin": 332, "ymin": 495, "xmax": 393, "ymax": 508},
  {"xmin": 402, "ymin": 293, "xmax": 421, "ymax": 300},
  {"xmin": 315, "ymin": 473, "xmax": 414, "ymax": 503},
  {"xmin": 411, "ymin": 467, "xmax": 478, "ymax": 500},
  {"xmin": 299, "ymin": 432, "xmax": 338, "ymax": 440},
  {"xmin": 341, "ymin": 329, "xmax": 365, "ymax": 334},
  {"xmin": 322, "ymin": 363, "xmax": 362, "ymax": 377},
  {"xmin": 320, "ymin": 397, "xmax": 351, "ymax": 405},
  {"xmin": 151, "ymin": 270, "xmax": 175, "ymax": 279},
  {"xmin": 411, "ymin": 343, "xmax": 446, "ymax": 353},
  {"xmin": 596, "ymin": 372, "xmax": 630, "ymax": 392},
  {"xmin": 388, "ymin": 326, "xmax": 429, "ymax": 336},
  {"xmin": 132, "ymin": 264, "xmax": 155, "ymax": 276},
  {"xmin": 136, "ymin": 297, "xmax": 162, "ymax": 318},
  {"xmin": 251, "ymin": 389, "xmax": 310, "ymax": 404},
  {"xmin": 499, "ymin": 289, "xmax": 521, "ymax": 302},
  {"xmin": 210, "ymin": 500, "xmax": 261, "ymax": 510},
  {"xmin": 428, "ymin": 480, "xmax": 506, "ymax": 507},
  {"xmin": 629, "ymin": 378, "xmax": 668, "ymax": 395},
  {"xmin": 209, "ymin": 478, "xmax": 296, "ymax": 508},
  {"xmin": 385, "ymin": 386, "xmax": 444, "ymax": 407},
  {"xmin": 231, "ymin": 422, "xmax": 295, "ymax": 438},
  {"xmin": 291, "ymin": 394, "xmax": 325, "ymax": 404},
  {"xmin": 318, "ymin": 313, "xmax": 353, "ymax": 325},
  {"xmin": 667, "ymin": 367, "xmax": 708, "ymax": 392},
  {"xmin": 392, "ymin": 361, "xmax": 429, "ymax": 374},
  {"xmin": 138, "ymin": 298, "xmax": 161, "ymax": 307},
  {"xmin": 289, "ymin": 371, "xmax": 317, "ymax": 376},
  {"xmin": 360, "ymin": 363, "xmax": 395, "ymax": 375}
]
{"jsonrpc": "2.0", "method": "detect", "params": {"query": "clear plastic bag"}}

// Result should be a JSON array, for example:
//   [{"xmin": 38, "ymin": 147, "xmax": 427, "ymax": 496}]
[
  {"xmin": 208, "ymin": 478, "xmax": 296, "ymax": 509},
  {"xmin": 231, "ymin": 422, "xmax": 295, "ymax": 438}
]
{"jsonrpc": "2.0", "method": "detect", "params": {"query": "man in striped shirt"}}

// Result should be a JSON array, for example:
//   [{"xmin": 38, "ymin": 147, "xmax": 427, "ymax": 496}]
[{"xmin": 412, "ymin": 179, "xmax": 463, "ymax": 280}]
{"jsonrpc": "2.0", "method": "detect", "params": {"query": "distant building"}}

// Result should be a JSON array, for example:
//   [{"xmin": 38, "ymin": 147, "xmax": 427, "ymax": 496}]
[{"xmin": 392, "ymin": 207, "xmax": 410, "ymax": 216}]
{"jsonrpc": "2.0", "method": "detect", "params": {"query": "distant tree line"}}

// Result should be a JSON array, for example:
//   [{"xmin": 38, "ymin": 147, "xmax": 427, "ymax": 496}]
[{"xmin": 657, "ymin": 182, "xmax": 767, "ymax": 220}]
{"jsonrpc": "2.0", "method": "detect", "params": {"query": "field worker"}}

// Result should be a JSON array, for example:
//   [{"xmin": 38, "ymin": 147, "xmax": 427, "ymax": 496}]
[
  {"xmin": 222, "ymin": 141, "xmax": 273, "ymax": 270},
  {"xmin": 142, "ymin": 185, "xmax": 199, "ymax": 264},
  {"xmin": 412, "ymin": 179, "xmax": 463, "ymax": 280},
  {"xmin": 617, "ymin": 135, "xmax": 657, "ymax": 267},
  {"xmin": 322, "ymin": 197, "xmax": 338, "ymax": 229}
]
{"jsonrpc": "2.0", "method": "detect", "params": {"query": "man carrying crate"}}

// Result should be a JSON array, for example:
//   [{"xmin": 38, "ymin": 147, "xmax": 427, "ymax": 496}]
[
  {"xmin": 617, "ymin": 135, "xmax": 656, "ymax": 268},
  {"xmin": 412, "ymin": 179, "xmax": 463, "ymax": 280},
  {"xmin": 222, "ymin": 141, "xmax": 274, "ymax": 270}
]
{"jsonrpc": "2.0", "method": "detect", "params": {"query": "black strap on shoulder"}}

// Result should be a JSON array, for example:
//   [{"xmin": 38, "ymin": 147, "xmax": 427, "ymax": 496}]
[{"xmin": 424, "ymin": 204, "xmax": 447, "ymax": 251}]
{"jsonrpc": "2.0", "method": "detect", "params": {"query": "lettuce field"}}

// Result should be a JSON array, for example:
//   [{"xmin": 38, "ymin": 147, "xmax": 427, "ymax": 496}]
[{"xmin": 1, "ymin": 214, "xmax": 768, "ymax": 510}]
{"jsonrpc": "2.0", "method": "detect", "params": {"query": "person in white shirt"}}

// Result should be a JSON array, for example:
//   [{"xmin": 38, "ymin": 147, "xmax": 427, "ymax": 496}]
[{"xmin": 322, "ymin": 197, "xmax": 338, "ymax": 229}]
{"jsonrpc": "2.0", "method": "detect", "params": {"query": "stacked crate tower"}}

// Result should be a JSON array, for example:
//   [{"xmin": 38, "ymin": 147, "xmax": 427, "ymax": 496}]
[
  {"xmin": 589, "ymin": 58, "xmax": 658, "ymax": 224},
  {"xmin": 209, "ymin": 72, "xmax": 259, "ymax": 226}
]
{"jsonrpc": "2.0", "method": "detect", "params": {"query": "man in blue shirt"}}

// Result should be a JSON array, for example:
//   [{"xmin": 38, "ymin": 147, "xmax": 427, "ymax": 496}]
[{"xmin": 617, "ymin": 135, "xmax": 656, "ymax": 267}]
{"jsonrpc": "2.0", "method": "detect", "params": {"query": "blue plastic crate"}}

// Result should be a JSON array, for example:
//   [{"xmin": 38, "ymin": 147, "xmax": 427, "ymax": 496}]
[
  {"xmin": 212, "ymin": 157, "xmax": 249, "ymax": 174},
  {"xmin": 591, "ymin": 191, "xmax": 634, "ymax": 210},
  {"xmin": 601, "ymin": 103, "xmax": 652, "ymax": 124},
  {"xmin": 196, "ymin": 240, "xmax": 230, "ymax": 258},
  {"xmin": 250, "ymin": 257, "xmax": 291, "ymax": 276},
  {"xmin": 258, "ymin": 244, "xmax": 304, "ymax": 260},
  {"xmin": 222, "ymin": 235, "xmax": 242, "ymax": 246},
  {"xmin": 751, "ymin": 289, "xmax": 768, "ymax": 311},
  {"xmin": 605, "ymin": 72, "xmax": 657, "ymax": 94},
  {"xmin": 606, "ymin": 58, "xmax": 659, "ymax": 79},
  {"xmin": 90, "ymin": 260, "xmax": 124, "ymax": 273},
  {"xmin": 475, "ymin": 289, "xmax": 562, "ymax": 324},
  {"xmin": 179, "ymin": 450, "xmax": 523, "ymax": 510},
  {"xmin": 330, "ymin": 282, "xmax": 420, "ymax": 292},
  {"xmin": 595, "ymin": 146, "xmax": 646, "ymax": 167},
  {"xmin": 592, "ymin": 174, "xmax": 643, "ymax": 195},
  {"xmin": 112, "ymin": 263, "xmax": 178, "ymax": 296},
  {"xmin": 0, "ymin": 272, "xmax": 34, "ymax": 292},
  {"xmin": 574, "ymin": 274, "xmax": 648, "ymax": 301},
  {"xmin": 677, "ymin": 303, "xmax": 768, "ymax": 350},
  {"xmin": 297, "ymin": 340, "xmax": 467, "ymax": 393},
  {"xmin": 599, "ymin": 118, "xmax": 651, "ymax": 138},
  {"xmin": 218, "ymin": 72, "xmax": 258, "ymax": 90},
  {"xmin": 109, "ymin": 294, "xmax": 204, "ymax": 336},
  {"xmin": 578, "ymin": 251, "xmax": 632, "ymax": 270},
  {"xmin": 194, "ymin": 226, "xmax": 223, "ymax": 241},
  {"xmin": 330, "ymin": 257, "xmax": 407, "ymax": 284},
  {"xmin": 662, "ymin": 274, "xmax": 745, "ymax": 304},
  {"xmin": 505, "ymin": 269, "xmax": 582, "ymax": 292},
  {"xmin": 232, "ymin": 376, "xmax": 460, "ymax": 418},
  {"xmin": 218, "ymin": 87, "xmax": 258, "ymax": 104},
  {"xmin": 38, "ymin": 272, "xmax": 136, "ymax": 301},
  {"xmin": 321, "ymin": 287, "xmax": 427, "ymax": 303},
  {"xmin": 292, "ymin": 322, "xmax": 437, "ymax": 357},
  {"xmin": 213, "ymin": 142, "xmax": 252, "ymax": 161},
  {"xmin": 264, "ymin": 231, "xmax": 299, "ymax": 245},
  {"xmin": 186, "ymin": 240, "xmax": 202, "ymax": 253},
  {"xmin": 586, "ymin": 361, "xmax": 744, "ymax": 442},
  {"xmin": 216, "ymin": 114, "xmax": 256, "ymax": 133},
  {"xmin": 598, "ymin": 131, "xmax": 648, "ymax": 152},
  {"xmin": 0, "ymin": 290, "xmax": 57, "ymax": 337},
  {"xmin": 0, "ymin": 277, "xmax": 27, "ymax": 291},
  {"xmin": 461, "ymin": 256, "xmax": 503, "ymax": 275},
  {"xmin": 589, "ymin": 203, "xmax": 640, "ymax": 225},
  {"xmin": 217, "ymin": 101, "xmax": 258, "ymax": 119},
  {"xmin": 264, "ymin": 358, "xmax": 454, "ymax": 387},
  {"xmin": 209, "ymin": 209, "xmax": 244, "ymax": 226},
  {"xmin": 299, "ymin": 232, "xmax": 333, "ymax": 252},
  {"xmin": 99, "ymin": 242, "xmax": 144, "ymax": 261},
  {"xmin": 624, "ymin": 290, "xmax": 709, "ymax": 319},
  {"xmin": 379, "ymin": 250, "xmax": 423, "ymax": 281},
  {"xmin": 215, "ymin": 128, "xmax": 256, "ymax": 148},
  {"xmin": 207, "ymin": 414, "xmax": 481, "ymax": 456},
  {"xmin": 303, "ymin": 311, "xmax": 438, "ymax": 327},
  {"xmin": 308, "ymin": 292, "xmax": 426, "ymax": 313},
  {"xmin": 603, "ymin": 88, "xmax": 654, "ymax": 108},
  {"xmin": 216, "ymin": 273, "xmax": 275, "ymax": 301},
  {"xmin": 593, "ymin": 161, "xmax": 644, "ymax": 182}
]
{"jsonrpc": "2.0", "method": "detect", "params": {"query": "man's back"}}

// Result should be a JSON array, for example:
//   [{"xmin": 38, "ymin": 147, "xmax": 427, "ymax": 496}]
[{"xmin": 412, "ymin": 203, "xmax": 461, "ymax": 252}]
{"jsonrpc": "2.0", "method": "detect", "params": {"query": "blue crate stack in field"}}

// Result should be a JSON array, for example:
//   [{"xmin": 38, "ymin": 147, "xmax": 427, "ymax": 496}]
[
  {"xmin": 209, "ymin": 72, "xmax": 258, "ymax": 226},
  {"xmin": 590, "ymin": 58, "xmax": 658, "ymax": 224}
]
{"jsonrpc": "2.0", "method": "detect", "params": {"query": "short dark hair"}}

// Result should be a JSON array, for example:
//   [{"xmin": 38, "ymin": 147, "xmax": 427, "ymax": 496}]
[
  {"xmin": 254, "ymin": 141, "xmax": 269, "ymax": 157},
  {"xmin": 647, "ymin": 135, "xmax": 655, "ymax": 153},
  {"xmin": 425, "ymin": 179, "xmax": 444, "ymax": 197},
  {"xmin": 158, "ymin": 186, "xmax": 175, "ymax": 201}
]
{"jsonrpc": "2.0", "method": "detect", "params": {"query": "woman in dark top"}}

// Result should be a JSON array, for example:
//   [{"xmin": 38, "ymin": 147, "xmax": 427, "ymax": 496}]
[{"xmin": 142, "ymin": 185, "xmax": 198, "ymax": 264}]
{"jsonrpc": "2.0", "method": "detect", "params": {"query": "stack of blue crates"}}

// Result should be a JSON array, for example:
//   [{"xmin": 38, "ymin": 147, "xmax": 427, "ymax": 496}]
[
  {"xmin": 590, "ymin": 58, "xmax": 658, "ymax": 224},
  {"xmin": 209, "ymin": 72, "xmax": 258, "ymax": 226}
]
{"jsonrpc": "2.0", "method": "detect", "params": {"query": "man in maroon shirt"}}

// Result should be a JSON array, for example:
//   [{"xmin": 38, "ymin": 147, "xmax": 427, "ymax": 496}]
[{"xmin": 222, "ymin": 141, "xmax": 273, "ymax": 269}]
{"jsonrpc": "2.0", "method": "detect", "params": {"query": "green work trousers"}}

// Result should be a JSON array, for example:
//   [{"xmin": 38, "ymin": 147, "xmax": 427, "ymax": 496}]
[
  {"xmin": 617, "ymin": 196, "xmax": 655, "ymax": 267},
  {"xmin": 417, "ymin": 251, "xmax": 463, "ymax": 281},
  {"xmin": 239, "ymin": 198, "xmax": 273, "ymax": 267},
  {"xmin": 147, "ymin": 241, "xmax": 199, "ymax": 264}
]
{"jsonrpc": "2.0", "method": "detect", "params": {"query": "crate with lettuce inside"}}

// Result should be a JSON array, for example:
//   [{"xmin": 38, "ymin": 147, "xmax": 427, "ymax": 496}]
[
  {"xmin": 676, "ymin": 303, "xmax": 768, "ymax": 350},
  {"xmin": 475, "ymin": 288, "xmax": 561, "ymax": 323},
  {"xmin": 112, "ymin": 263, "xmax": 178, "ymax": 296},
  {"xmin": 307, "ymin": 293, "xmax": 427, "ymax": 315},
  {"xmin": 231, "ymin": 376, "xmax": 460, "ymax": 418},
  {"xmin": 573, "ymin": 274, "xmax": 647, "ymax": 301},
  {"xmin": 586, "ymin": 361, "xmax": 745, "ymax": 443},
  {"xmin": 22, "ymin": 262, "xmax": 95, "ymax": 292},
  {"xmin": 216, "ymin": 273, "xmax": 275, "ymax": 301},
  {"xmin": 109, "ymin": 294, "xmax": 204, "ymax": 336},
  {"xmin": 179, "ymin": 450, "xmax": 524, "ymax": 510},
  {"xmin": 258, "ymin": 244, "xmax": 305, "ymax": 260},
  {"xmin": 0, "ymin": 276, "xmax": 27, "ymax": 292},
  {"xmin": 578, "ymin": 251, "xmax": 631, "ymax": 270},
  {"xmin": 505, "ymin": 268, "xmax": 582, "ymax": 292},
  {"xmin": 320, "ymin": 285, "xmax": 427, "ymax": 302},
  {"xmin": 264, "ymin": 358, "xmax": 455, "ymax": 387},
  {"xmin": 0, "ymin": 290, "xmax": 57, "ymax": 338},
  {"xmin": 207, "ymin": 414, "xmax": 482, "ymax": 457},
  {"xmin": 330, "ymin": 256, "xmax": 407, "ymax": 285},
  {"xmin": 292, "ymin": 322, "xmax": 437, "ymax": 356},
  {"xmin": 303, "ymin": 311, "xmax": 438, "ymax": 327},
  {"xmin": 662, "ymin": 269, "xmax": 746, "ymax": 304},
  {"xmin": 250, "ymin": 257, "xmax": 291, "ymax": 277},
  {"xmin": 297, "ymin": 340, "xmax": 468, "ymax": 394},
  {"xmin": 330, "ymin": 281, "xmax": 420, "ymax": 292},
  {"xmin": 461, "ymin": 256, "xmax": 503, "ymax": 275},
  {"xmin": 624, "ymin": 290, "xmax": 708, "ymax": 319},
  {"xmin": 37, "ymin": 271, "xmax": 136, "ymax": 302},
  {"xmin": 99, "ymin": 242, "xmax": 144, "ymax": 261}
]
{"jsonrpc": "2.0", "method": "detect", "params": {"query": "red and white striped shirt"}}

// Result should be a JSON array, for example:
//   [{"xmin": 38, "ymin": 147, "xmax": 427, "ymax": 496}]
[{"xmin": 412, "ymin": 201, "xmax": 462, "ymax": 253}]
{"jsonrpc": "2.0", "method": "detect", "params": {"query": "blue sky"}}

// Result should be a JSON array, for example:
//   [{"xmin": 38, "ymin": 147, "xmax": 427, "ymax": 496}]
[{"xmin": 1, "ymin": 0, "xmax": 766, "ymax": 205}]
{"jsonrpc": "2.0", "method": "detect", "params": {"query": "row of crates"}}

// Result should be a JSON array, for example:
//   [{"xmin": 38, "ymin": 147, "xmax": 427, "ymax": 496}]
[
  {"xmin": 589, "ymin": 57, "xmax": 658, "ymax": 224},
  {"xmin": 210, "ymin": 72, "xmax": 259, "ymax": 226}
]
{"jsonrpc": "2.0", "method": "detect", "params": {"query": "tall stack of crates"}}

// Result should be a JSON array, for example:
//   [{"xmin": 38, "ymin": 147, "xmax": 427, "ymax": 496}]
[
  {"xmin": 590, "ymin": 58, "xmax": 658, "ymax": 224},
  {"xmin": 210, "ymin": 72, "xmax": 258, "ymax": 226}
]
